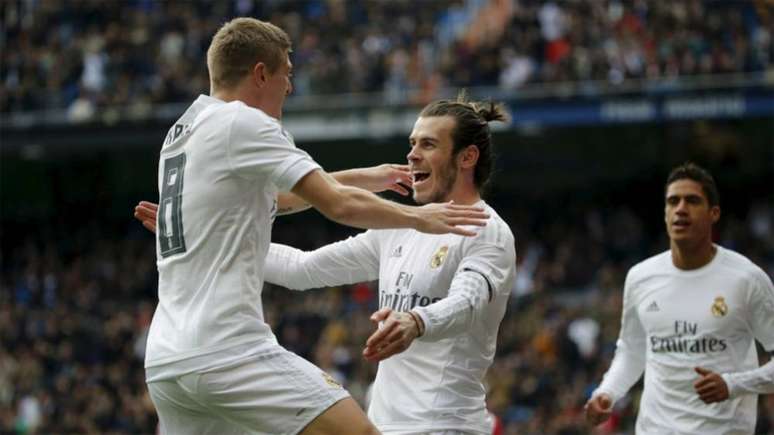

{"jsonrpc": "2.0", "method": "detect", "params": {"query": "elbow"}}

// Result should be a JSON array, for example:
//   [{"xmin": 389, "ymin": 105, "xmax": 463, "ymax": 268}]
[{"xmin": 327, "ymin": 202, "xmax": 357, "ymax": 223}]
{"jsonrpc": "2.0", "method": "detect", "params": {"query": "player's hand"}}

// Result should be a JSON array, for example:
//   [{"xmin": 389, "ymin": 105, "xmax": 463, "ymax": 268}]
[
  {"xmin": 363, "ymin": 308, "xmax": 422, "ymax": 362},
  {"xmin": 134, "ymin": 201, "xmax": 158, "ymax": 234},
  {"xmin": 414, "ymin": 201, "xmax": 489, "ymax": 237},
  {"xmin": 357, "ymin": 164, "xmax": 413, "ymax": 196},
  {"xmin": 694, "ymin": 366, "xmax": 729, "ymax": 404},
  {"xmin": 584, "ymin": 393, "xmax": 613, "ymax": 426}
]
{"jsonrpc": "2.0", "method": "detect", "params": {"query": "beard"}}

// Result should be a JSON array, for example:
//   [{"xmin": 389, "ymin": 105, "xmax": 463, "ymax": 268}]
[{"xmin": 414, "ymin": 158, "xmax": 458, "ymax": 205}]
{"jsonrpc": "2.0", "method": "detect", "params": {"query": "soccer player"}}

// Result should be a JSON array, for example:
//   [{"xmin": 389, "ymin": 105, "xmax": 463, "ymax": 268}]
[
  {"xmin": 267, "ymin": 97, "xmax": 516, "ymax": 435},
  {"xmin": 136, "ymin": 95, "xmax": 516, "ymax": 434},
  {"xmin": 144, "ymin": 17, "xmax": 490, "ymax": 435},
  {"xmin": 585, "ymin": 163, "xmax": 774, "ymax": 434}
]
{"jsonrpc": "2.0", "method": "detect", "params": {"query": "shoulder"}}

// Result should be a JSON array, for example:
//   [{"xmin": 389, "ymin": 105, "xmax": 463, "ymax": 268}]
[
  {"xmin": 717, "ymin": 246, "xmax": 761, "ymax": 274},
  {"xmin": 465, "ymin": 203, "xmax": 515, "ymax": 255},
  {"xmin": 626, "ymin": 250, "xmax": 670, "ymax": 286},
  {"xmin": 717, "ymin": 246, "xmax": 772, "ymax": 288},
  {"xmin": 227, "ymin": 102, "xmax": 289, "ymax": 141}
]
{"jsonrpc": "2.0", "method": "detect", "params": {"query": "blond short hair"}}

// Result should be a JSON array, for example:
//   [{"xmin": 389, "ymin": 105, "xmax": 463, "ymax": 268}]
[{"xmin": 206, "ymin": 17, "xmax": 291, "ymax": 90}]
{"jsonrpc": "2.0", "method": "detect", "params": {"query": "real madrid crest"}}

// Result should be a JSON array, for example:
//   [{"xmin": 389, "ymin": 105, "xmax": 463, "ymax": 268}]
[
  {"xmin": 430, "ymin": 245, "xmax": 449, "ymax": 269},
  {"xmin": 321, "ymin": 372, "xmax": 342, "ymax": 389},
  {"xmin": 711, "ymin": 296, "xmax": 728, "ymax": 317}
]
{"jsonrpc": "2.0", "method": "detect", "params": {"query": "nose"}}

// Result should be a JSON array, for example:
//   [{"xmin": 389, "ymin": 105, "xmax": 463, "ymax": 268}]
[
  {"xmin": 407, "ymin": 145, "xmax": 420, "ymax": 163},
  {"xmin": 674, "ymin": 199, "xmax": 688, "ymax": 214}
]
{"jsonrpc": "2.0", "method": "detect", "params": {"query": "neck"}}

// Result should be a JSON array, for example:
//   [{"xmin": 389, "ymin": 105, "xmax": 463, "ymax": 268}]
[
  {"xmin": 211, "ymin": 85, "xmax": 276, "ymax": 118},
  {"xmin": 444, "ymin": 185, "xmax": 481, "ymax": 205},
  {"xmin": 670, "ymin": 239, "xmax": 716, "ymax": 270},
  {"xmin": 211, "ymin": 86, "xmax": 241, "ymax": 103}
]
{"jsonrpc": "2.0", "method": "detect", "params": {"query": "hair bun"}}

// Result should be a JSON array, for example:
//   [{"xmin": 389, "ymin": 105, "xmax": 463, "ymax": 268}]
[{"xmin": 476, "ymin": 101, "xmax": 509, "ymax": 123}]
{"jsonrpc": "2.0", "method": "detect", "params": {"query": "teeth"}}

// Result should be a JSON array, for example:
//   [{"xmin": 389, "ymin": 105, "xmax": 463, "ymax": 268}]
[{"xmin": 412, "ymin": 171, "xmax": 430, "ymax": 183}]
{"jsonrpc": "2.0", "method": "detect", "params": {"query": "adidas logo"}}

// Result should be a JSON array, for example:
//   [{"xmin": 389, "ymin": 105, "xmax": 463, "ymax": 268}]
[
  {"xmin": 390, "ymin": 246, "xmax": 403, "ymax": 258},
  {"xmin": 646, "ymin": 301, "xmax": 660, "ymax": 312}
]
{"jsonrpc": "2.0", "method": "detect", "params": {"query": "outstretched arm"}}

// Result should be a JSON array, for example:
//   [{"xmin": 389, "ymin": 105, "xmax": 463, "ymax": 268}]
[
  {"xmin": 137, "ymin": 202, "xmax": 380, "ymax": 289},
  {"xmin": 134, "ymin": 164, "xmax": 413, "ymax": 226},
  {"xmin": 291, "ymin": 169, "xmax": 488, "ymax": 236},
  {"xmin": 276, "ymin": 164, "xmax": 412, "ymax": 215},
  {"xmin": 266, "ymin": 235, "xmax": 380, "ymax": 290}
]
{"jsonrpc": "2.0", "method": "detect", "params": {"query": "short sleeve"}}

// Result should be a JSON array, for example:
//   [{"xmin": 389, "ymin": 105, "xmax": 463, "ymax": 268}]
[
  {"xmin": 227, "ymin": 109, "xmax": 320, "ymax": 191},
  {"xmin": 748, "ymin": 269, "xmax": 774, "ymax": 351}
]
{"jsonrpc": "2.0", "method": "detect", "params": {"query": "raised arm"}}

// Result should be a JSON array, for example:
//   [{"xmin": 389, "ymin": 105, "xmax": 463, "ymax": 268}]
[
  {"xmin": 291, "ymin": 169, "xmax": 488, "ymax": 236},
  {"xmin": 276, "ymin": 164, "xmax": 411, "ymax": 216}
]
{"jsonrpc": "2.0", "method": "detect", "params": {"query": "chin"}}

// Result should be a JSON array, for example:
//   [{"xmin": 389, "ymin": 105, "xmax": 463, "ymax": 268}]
[
  {"xmin": 412, "ymin": 192, "xmax": 430, "ymax": 205},
  {"xmin": 670, "ymin": 233, "xmax": 700, "ymax": 245}
]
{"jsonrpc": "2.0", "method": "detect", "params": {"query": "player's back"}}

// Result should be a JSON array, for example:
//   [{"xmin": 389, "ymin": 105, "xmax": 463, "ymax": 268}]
[{"xmin": 145, "ymin": 95, "xmax": 313, "ymax": 373}]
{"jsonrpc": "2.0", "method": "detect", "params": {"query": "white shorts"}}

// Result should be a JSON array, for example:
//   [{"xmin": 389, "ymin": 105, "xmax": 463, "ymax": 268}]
[{"xmin": 147, "ymin": 348, "xmax": 350, "ymax": 435}]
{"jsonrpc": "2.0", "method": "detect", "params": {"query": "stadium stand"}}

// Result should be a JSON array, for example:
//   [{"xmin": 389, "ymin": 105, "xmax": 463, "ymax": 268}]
[{"xmin": 2, "ymin": 0, "xmax": 771, "ymax": 113}]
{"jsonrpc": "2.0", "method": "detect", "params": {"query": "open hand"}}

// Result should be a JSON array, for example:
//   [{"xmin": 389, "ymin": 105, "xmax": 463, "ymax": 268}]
[
  {"xmin": 134, "ymin": 201, "xmax": 158, "ymax": 234},
  {"xmin": 694, "ymin": 366, "xmax": 729, "ymax": 404},
  {"xmin": 358, "ymin": 164, "xmax": 412, "ymax": 196},
  {"xmin": 414, "ymin": 201, "xmax": 489, "ymax": 237},
  {"xmin": 363, "ymin": 308, "xmax": 422, "ymax": 362}
]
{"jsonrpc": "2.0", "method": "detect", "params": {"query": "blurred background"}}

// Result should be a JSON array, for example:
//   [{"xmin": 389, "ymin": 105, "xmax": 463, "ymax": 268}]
[{"xmin": 1, "ymin": 0, "xmax": 772, "ymax": 434}]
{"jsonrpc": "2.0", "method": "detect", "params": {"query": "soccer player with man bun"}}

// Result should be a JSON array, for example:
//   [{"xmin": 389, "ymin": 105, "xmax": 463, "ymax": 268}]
[
  {"xmin": 264, "ymin": 94, "xmax": 516, "ymax": 435},
  {"xmin": 585, "ymin": 163, "xmax": 774, "ymax": 434}
]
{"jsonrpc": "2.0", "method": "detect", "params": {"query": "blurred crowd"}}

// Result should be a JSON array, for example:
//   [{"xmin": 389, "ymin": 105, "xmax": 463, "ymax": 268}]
[
  {"xmin": 2, "ymin": 196, "xmax": 772, "ymax": 434},
  {"xmin": 2, "ymin": 0, "xmax": 772, "ymax": 114}
]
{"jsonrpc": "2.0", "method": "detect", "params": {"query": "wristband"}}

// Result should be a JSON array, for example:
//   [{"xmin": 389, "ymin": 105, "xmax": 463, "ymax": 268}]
[{"xmin": 408, "ymin": 311, "xmax": 425, "ymax": 337}]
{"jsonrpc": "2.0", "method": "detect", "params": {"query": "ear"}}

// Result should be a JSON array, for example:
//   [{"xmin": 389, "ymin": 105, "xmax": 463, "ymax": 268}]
[
  {"xmin": 710, "ymin": 205, "xmax": 720, "ymax": 224},
  {"xmin": 252, "ymin": 62, "xmax": 268, "ymax": 88},
  {"xmin": 458, "ymin": 145, "xmax": 479, "ymax": 170}
]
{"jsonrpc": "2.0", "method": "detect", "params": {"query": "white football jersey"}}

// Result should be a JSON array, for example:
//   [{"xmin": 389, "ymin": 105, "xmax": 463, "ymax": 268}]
[
  {"xmin": 596, "ymin": 245, "xmax": 774, "ymax": 435},
  {"xmin": 266, "ymin": 201, "xmax": 516, "ymax": 434},
  {"xmin": 145, "ymin": 95, "xmax": 320, "ymax": 376}
]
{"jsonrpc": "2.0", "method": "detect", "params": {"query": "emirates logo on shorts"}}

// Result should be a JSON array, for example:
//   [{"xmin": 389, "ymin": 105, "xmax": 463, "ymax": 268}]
[{"xmin": 711, "ymin": 296, "xmax": 728, "ymax": 317}]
